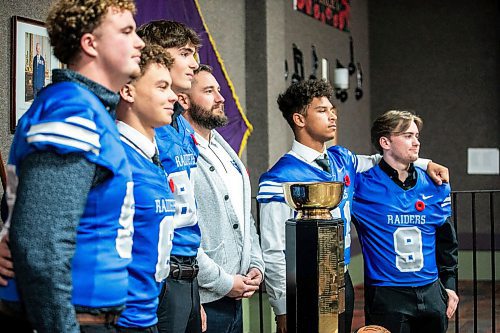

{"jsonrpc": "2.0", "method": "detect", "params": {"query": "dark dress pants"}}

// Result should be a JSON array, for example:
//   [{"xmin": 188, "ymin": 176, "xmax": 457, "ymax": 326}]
[
  {"xmin": 364, "ymin": 280, "xmax": 448, "ymax": 333},
  {"xmin": 157, "ymin": 277, "xmax": 201, "ymax": 333},
  {"xmin": 345, "ymin": 269, "xmax": 354, "ymax": 333},
  {"xmin": 203, "ymin": 297, "xmax": 242, "ymax": 333}
]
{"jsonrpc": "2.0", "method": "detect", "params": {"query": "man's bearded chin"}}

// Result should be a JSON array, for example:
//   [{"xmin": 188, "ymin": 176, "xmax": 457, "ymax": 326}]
[{"xmin": 189, "ymin": 102, "xmax": 228, "ymax": 130}]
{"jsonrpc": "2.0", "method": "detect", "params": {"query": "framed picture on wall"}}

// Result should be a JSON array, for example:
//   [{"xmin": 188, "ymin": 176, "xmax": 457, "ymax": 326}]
[{"xmin": 10, "ymin": 16, "xmax": 64, "ymax": 133}]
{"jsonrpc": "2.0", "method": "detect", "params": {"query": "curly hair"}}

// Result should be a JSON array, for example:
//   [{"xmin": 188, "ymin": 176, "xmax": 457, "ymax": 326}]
[
  {"xmin": 138, "ymin": 44, "xmax": 174, "ymax": 76},
  {"xmin": 371, "ymin": 110, "xmax": 423, "ymax": 154},
  {"xmin": 277, "ymin": 79, "xmax": 334, "ymax": 129},
  {"xmin": 137, "ymin": 20, "xmax": 201, "ymax": 50},
  {"xmin": 46, "ymin": 0, "xmax": 136, "ymax": 64}
]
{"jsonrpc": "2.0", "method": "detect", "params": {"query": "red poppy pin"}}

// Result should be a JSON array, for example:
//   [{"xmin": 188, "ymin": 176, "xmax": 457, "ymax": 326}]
[
  {"xmin": 344, "ymin": 174, "xmax": 351, "ymax": 187},
  {"xmin": 415, "ymin": 200, "xmax": 425, "ymax": 212},
  {"xmin": 169, "ymin": 178, "xmax": 175, "ymax": 193},
  {"xmin": 191, "ymin": 134, "xmax": 198, "ymax": 145}
]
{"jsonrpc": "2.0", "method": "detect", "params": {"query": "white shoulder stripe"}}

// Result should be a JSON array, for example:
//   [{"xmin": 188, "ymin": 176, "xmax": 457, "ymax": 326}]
[
  {"xmin": 256, "ymin": 194, "xmax": 284, "ymax": 201},
  {"xmin": 27, "ymin": 122, "xmax": 101, "ymax": 148},
  {"xmin": 259, "ymin": 185, "xmax": 284, "ymax": 195},
  {"xmin": 259, "ymin": 180, "xmax": 284, "ymax": 187},
  {"xmin": 27, "ymin": 134, "xmax": 100, "ymax": 155},
  {"xmin": 65, "ymin": 116, "xmax": 97, "ymax": 131}
]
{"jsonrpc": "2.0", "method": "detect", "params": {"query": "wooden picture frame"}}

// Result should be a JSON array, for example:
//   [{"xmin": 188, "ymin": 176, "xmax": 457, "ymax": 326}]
[
  {"xmin": 10, "ymin": 16, "xmax": 63, "ymax": 133},
  {"xmin": 0, "ymin": 150, "xmax": 6, "ymax": 192}
]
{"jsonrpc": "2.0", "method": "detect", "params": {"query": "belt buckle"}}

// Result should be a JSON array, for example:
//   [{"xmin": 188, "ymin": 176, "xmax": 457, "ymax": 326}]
[{"xmin": 169, "ymin": 262, "xmax": 181, "ymax": 279}]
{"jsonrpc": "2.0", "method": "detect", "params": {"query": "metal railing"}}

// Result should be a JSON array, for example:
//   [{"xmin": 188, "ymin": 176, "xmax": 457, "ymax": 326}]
[
  {"xmin": 450, "ymin": 190, "xmax": 498, "ymax": 333},
  {"xmin": 251, "ymin": 190, "xmax": 499, "ymax": 333}
]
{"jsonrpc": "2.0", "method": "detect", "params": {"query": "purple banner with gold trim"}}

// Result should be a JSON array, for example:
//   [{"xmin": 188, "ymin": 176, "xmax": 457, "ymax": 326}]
[{"xmin": 135, "ymin": 0, "xmax": 252, "ymax": 155}]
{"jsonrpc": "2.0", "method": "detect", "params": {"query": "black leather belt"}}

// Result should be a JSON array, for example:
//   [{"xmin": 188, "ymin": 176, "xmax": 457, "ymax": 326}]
[
  {"xmin": 169, "ymin": 262, "xmax": 199, "ymax": 280},
  {"xmin": 76, "ymin": 312, "xmax": 119, "ymax": 325}
]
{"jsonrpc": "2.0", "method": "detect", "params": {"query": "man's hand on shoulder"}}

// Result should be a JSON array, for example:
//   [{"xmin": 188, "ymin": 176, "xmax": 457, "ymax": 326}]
[
  {"xmin": 426, "ymin": 162, "xmax": 449, "ymax": 185},
  {"xmin": 0, "ymin": 234, "xmax": 14, "ymax": 286}
]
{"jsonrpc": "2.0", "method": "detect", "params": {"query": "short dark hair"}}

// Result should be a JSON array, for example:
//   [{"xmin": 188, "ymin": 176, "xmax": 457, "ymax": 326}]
[
  {"xmin": 191, "ymin": 64, "xmax": 213, "ymax": 87},
  {"xmin": 194, "ymin": 64, "xmax": 212, "ymax": 75},
  {"xmin": 46, "ymin": 0, "xmax": 136, "ymax": 64},
  {"xmin": 137, "ymin": 20, "xmax": 201, "ymax": 50},
  {"xmin": 371, "ymin": 110, "xmax": 424, "ymax": 154},
  {"xmin": 277, "ymin": 79, "xmax": 334, "ymax": 129}
]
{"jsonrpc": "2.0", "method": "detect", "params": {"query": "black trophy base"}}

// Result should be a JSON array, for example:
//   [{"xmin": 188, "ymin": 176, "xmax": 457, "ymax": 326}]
[{"xmin": 285, "ymin": 218, "xmax": 345, "ymax": 333}]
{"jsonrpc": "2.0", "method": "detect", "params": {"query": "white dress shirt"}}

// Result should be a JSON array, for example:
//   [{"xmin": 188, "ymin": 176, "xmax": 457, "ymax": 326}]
[{"xmin": 116, "ymin": 121, "xmax": 157, "ymax": 162}]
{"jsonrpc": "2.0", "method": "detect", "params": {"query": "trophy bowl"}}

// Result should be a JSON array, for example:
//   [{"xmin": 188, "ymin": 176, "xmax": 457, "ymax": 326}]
[{"xmin": 283, "ymin": 181, "xmax": 344, "ymax": 220}]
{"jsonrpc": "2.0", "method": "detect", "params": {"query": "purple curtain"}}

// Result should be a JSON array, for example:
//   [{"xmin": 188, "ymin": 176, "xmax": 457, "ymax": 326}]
[{"xmin": 135, "ymin": 0, "xmax": 252, "ymax": 155}]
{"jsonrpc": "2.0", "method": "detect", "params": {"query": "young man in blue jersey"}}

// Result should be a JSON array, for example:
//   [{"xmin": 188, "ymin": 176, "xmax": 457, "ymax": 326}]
[
  {"xmin": 352, "ymin": 110, "xmax": 459, "ymax": 333},
  {"xmin": 179, "ymin": 64, "xmax": 264, "ymax": 333},
  {"xmin": 114, "ymin": 44, "xmax": 178, "ymax": 332},
  {"xmin": 0, "ymin": 0, "xmax": 144, "ymax": 332},
  {"xmin": 137, "ymin": 21, "xmax": 205, "ymax": 333},
  {"xmin": 256, "ymin": 79, "xmax": 449, "ymax": 333}
]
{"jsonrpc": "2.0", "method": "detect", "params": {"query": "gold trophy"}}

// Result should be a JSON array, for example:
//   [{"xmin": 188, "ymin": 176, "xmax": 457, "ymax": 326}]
[{"xmin": 283, "ymin": 181, "xmax": 345, "ymax": 333}]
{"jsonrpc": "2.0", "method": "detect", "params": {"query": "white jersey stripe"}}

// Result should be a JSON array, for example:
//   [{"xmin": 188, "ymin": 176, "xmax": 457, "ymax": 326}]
[
  {"xmin": 27, "ymin": 122, "xmax": 101, "ymax": 149},
  {"xmin": 256, "ymin": 193, "xmax": 284, "ymax": 200},
  {"xmin": 259, "ymin": 180, "xmax": 284, "ymax": 187},
  {"xmin": 27, "ymin": 134, "xmax": 100, "ymax": 155},
  {"xmin": 65, "ymin": 116, "xmax": 98, "ymax": 131},
  {"xmin": 258, "ymin": 185, "xmax": 284, "ymax": 194}
]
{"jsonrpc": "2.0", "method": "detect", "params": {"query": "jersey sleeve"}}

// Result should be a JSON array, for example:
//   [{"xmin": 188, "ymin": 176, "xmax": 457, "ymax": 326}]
[
  {"xmin": 25, "ymin": 107, "xmax": 102, "ymax": 157},
  {"xmin": 354, "ymin": 154, "xmax": 381, "ymax": 173},
  {"xmin": 256, "ymin": 178, "xmax": 286, "ymax": 203}
]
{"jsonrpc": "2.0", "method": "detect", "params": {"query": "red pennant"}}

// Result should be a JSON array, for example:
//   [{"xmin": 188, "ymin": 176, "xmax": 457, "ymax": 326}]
[{"xmin": 169, "ymin": 178, "xmax": 175, "ymax": 193}]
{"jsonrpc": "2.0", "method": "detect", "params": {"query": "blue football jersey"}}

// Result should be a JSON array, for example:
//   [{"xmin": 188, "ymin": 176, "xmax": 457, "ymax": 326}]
[
  {"xmin": 117, "ymin": 140, "xmax": 175, "ymax": 328},
  {"xmin": 155, "ymin": 114, "xmax": 201, "ymax": 257},
  {"xmin": 353, "ymin": 165, "xmax": 451, "ymax": 287},
  {"xmin": 0, "ymin": 82, "xmax": 134, "ymax": 308},
  {"xmin": 257, "ymin": 145, "xmax": 357, "ymax": 265}
]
